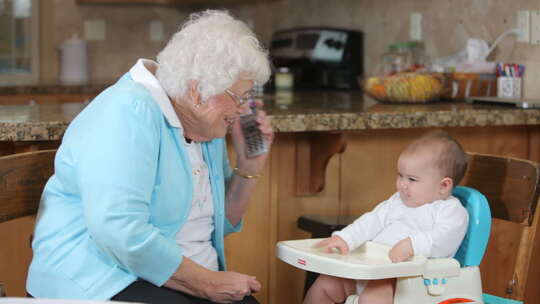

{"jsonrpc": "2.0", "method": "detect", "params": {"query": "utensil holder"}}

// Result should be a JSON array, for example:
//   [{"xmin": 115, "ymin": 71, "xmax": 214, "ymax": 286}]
[{"xmin": 497, "ymin": 77, "xmax": 522, "ymax": 99}]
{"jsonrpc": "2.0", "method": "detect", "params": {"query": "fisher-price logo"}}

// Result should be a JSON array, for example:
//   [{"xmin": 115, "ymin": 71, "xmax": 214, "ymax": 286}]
[
  {"xmin": 297, "ymin": 258, "xmax": 306, "ymax": 265},
  {"xmin": 437, "ymin": 298, "xmax": 474, "ymax": 304}
]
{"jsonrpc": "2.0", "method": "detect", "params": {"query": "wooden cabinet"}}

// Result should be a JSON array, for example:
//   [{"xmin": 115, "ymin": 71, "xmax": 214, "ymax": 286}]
[
  {"xmin": 76, "ymin": 0, "xmax": 270, "ymax": 5},
  {"xmin": 0, "ymin": 93, "xmax": 95, "ymax": 105},
  {"xmin": 77, "ymin": 0, "xmax": 177, "ymax": 4}
]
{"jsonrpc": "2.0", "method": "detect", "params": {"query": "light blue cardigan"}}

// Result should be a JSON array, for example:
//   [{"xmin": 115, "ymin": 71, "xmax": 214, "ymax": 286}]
[{"xmin": 27, "ymin": 73, "xmax": 239, "ymax": 299}]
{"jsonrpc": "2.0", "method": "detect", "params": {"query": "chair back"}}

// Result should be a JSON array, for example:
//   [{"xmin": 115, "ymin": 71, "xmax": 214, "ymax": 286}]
[
  {"xmin": 0, "ymin": 150, "xmax": 56, "ymax": 297},
  {"xmin": 460, "ymin": 152, "xmax": 540, "ymax": 302},
  {"xmin": 452, "ymin": 186, "xmax": 491, "ymax": 267},
  {"xmin": 462, "ymin": 153, "xmax": 540, "ymax": 225},
  {"xmin": 0, "ymin": 150, "xmax": 56, "ymax": 223}
]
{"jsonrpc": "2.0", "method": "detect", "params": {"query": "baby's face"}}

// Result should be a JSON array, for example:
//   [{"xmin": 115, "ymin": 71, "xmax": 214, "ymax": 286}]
[{"xmin": 396, "ymin": 152, "xmax": 446, "ymax": 207}]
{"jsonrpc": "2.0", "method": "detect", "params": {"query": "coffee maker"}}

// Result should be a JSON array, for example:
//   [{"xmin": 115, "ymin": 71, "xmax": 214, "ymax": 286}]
[{"xmin": 269, "ymin": 27, "xmax": 363, "ymax": 90}]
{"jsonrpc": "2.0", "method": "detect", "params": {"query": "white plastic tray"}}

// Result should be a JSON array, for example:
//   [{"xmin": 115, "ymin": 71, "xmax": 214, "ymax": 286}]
[{"xmin": 276, "ymin": 239, "xmax": 428, "ymax": 280}]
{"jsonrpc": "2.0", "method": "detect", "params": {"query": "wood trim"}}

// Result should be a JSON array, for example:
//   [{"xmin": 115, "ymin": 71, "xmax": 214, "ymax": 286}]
[
  {"xmin": 39, "ymin": 1, "xmax": 57, "ymax": 84},
  {"xmin": 295, "ymin": 132, "xmax": 347, "ymax": 195}
]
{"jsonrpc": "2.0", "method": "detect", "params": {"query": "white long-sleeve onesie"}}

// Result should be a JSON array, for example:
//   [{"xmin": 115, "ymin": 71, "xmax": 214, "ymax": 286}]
[{"xmin": 333, "ymin": 192, "xmax": 469, "ymax": 258}]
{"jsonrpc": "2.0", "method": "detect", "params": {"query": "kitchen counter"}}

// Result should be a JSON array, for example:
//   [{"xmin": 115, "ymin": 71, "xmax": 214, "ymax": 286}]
[
  {"xmin": 3, "ymin": 90, "xmax": 540, "ymax": 304},
  {"xmin": 2, "ymin": 90, "xmax": 540, "ymax": 141}
]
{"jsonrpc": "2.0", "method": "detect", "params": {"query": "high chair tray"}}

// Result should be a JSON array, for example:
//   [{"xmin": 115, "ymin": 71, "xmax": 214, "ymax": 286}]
[{"xmin": 276, "ymin": 239, "xmax": 428, "ymax": 280}]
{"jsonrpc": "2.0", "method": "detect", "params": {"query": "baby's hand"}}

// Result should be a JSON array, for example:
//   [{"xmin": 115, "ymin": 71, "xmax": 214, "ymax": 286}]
[
  {"xmin": 389, "ymin": 237, "xmax": 413, "ymax": 263},
  {"xmin": 315, "ymin": 235, "xmax": 350, "ymax": 254}
]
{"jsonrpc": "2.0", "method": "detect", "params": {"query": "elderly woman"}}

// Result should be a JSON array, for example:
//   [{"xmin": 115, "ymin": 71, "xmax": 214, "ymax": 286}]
[{"xmin": 26, "ymin": 10, "xmax": 271, "ymax": 304}]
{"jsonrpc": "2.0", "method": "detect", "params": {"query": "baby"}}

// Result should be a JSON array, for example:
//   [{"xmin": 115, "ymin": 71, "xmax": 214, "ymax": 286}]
[{"xmin": 303, "ymin": 130, "xmax": 470, "ymax": 304}]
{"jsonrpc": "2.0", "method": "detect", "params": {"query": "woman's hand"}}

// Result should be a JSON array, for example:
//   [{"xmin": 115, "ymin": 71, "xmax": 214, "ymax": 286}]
[
  {"xmin": 165, "ymin": 257, "xmax": 260, "ymax": 303},
  {"xmin": 205, "ymin": 271, "xmax": 261, "ymax": 303},
  {"xmin": 389, "ymin": 237, "xmax": 413, "ymax": 263},
  {"xmin": 226, "ymin": 100, "xmax": 273, "ymax": 225},
  {"xmin": 316, "ymin": 235, "xmax": 350, "ymax": 254},
  {"xmin": 231, "ymin": 100, "xmax": 274, "ymax": 175}
]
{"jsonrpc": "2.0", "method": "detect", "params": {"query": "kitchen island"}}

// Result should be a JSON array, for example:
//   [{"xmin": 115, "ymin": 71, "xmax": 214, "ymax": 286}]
[{"xmin": 1, "ymin": 91, "xmax": 540, "ymax": 302}]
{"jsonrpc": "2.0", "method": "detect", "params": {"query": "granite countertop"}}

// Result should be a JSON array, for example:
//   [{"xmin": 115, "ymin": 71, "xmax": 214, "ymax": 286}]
[{"xmin": 1, "ymin": 90, "xmax": 540, "ymax": 141}]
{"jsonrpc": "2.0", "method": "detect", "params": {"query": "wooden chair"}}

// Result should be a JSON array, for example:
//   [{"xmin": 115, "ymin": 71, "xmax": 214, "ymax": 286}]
[
  {"xmin": 464, "ymin": 153, "xmax": 540, "ymax": 303},
  {"xmin": 0, "ymin": 150, "xmax": 56, "ymax": 297},
  {"xmin": 298, "ymin": 152, "xmax": 540, "ymax": 303}
]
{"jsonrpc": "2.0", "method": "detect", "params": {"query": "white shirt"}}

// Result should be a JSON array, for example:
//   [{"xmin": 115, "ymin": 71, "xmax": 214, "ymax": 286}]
[
  {"xmin": 175, "ymin": 141, "xmax": 218, "ymax": 271},
  {"xmin": 129, "ymin": 58, "xmax": 218, "ymax": 271},
  {"xmin": 334, "ymin": 192, "xmax": 469, "ymax": 258}
]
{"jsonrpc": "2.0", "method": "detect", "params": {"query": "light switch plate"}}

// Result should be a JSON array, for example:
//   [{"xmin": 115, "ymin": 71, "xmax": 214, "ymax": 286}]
[
  {"xmin": 84, "ymin": 19, "xmax": 106, "ymax": 41},
  {"xmin": 532, "ymin": 10, "xmax": 540, "ymax": 45},
  {"xmin": 410, "ymin": 12, "xmax": 422, "ymax": 41},
  {"xmin": 517, "ymin": 10, "xmax": 530, "ymax": 43},
  {"xmin": 149, "ymin": 20, "xmax": 164, "ymax": 42}
]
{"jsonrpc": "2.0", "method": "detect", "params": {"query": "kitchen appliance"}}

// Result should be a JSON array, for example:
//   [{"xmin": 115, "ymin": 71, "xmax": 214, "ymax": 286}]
[{"xmin": 269, "ymin": 27, "xmax": 363, "ymax": 90}]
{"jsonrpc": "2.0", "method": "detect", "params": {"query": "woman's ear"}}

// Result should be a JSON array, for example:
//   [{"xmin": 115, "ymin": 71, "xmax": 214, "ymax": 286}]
[
  {"xmin": 440, "ymin": 177, "xmax": 454, "ymax": 195},
  {"xmin": 187, "ymin": 80, "xmax": 202, "ymax": 107}
]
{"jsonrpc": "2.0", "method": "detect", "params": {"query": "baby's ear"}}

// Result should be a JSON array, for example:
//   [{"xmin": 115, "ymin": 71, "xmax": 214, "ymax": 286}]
[{"xmin": 440, "ymin": 177, "xmax": 454, "ymax": 195}]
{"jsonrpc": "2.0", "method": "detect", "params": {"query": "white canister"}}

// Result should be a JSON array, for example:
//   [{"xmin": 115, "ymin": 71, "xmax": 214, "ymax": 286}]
[{"xmin": 59, "ymin": 34, "xmax": 88, "ymax": 85}]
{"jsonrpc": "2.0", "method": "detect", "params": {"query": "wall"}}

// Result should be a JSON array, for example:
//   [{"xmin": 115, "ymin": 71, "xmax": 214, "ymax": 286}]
[
  {"xmin": 44, "ymin": 0, "xmax": 540, "ymax": 98},
  {"xmin": 41, "ymin": 0, "xmax": 192, "ymax": 83},
  {"xmin": 237, "ymin": 0, "xmax": 540, "ymax": 98}
]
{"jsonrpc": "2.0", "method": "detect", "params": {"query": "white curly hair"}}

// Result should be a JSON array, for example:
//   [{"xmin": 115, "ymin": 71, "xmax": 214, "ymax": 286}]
[{"xmin": 156, "ymin": 10, "xmax": 271, "ymax": 102}]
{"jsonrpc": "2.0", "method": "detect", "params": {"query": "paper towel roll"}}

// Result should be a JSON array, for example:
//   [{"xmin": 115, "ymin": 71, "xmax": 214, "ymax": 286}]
[{"xmin": 59, "ymin": 34, "xmax": 88, "ymax": 85}]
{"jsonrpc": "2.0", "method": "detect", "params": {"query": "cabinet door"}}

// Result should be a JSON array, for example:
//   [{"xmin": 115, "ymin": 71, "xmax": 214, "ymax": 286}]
[
  {"xmin": 77, "ymin": 0, "xmax": 179, "ymax": 4},
  {"xmin": 77, "ymin": 0, "xmax": 268, "ymax": 4},
  {"xmin": 0, "ymin": 95, "xmax": 58, "ymax": 105},
  {"xmin": 77, "ymin": 0, "xmax": 153, "ymax": 4}
]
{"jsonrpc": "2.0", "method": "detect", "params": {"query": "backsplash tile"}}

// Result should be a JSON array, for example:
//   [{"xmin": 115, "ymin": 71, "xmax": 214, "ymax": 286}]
[{"xmin": 49, "ymin": 0, "xmax": 539, "ymax": 98}]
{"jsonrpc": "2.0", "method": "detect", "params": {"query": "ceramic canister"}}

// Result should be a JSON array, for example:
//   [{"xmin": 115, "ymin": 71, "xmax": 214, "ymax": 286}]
[{"xmin": 59, "ymin": 34, "xmax": 88, "ymax": 85}]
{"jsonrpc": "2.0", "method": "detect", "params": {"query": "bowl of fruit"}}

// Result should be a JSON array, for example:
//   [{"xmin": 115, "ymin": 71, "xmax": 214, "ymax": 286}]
[{"xmin": 363, "ymin": 73, "xmax": 444, "ymax": 103}]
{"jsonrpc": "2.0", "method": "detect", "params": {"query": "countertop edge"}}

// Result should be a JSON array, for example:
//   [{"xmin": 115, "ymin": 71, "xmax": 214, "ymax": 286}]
[{"xmin": 4, "ymin": 108, "xmax": 540, "ymax": 141}]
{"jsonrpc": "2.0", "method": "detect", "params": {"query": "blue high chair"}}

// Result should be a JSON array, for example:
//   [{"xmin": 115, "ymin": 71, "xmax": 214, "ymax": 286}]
[{"xmin": 277, "ymin": 186, "xmax": 491, "ymax": 304}]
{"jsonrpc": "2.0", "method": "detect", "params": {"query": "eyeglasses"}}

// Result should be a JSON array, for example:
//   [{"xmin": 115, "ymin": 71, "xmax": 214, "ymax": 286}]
[{"xmin": 225, "ymin": 89, "xmax": 253, "ymax": 108}]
